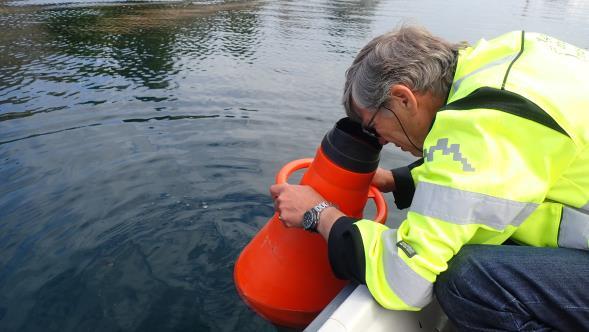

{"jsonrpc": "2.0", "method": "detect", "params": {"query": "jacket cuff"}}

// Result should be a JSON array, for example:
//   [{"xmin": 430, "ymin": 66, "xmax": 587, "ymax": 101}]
[
  {"xmin": 328, "ymin": 216, "xmax": 366, "ymax": 284},
  {"xmin": 391, "ymin": 158, "xmax": 424, "ymax": 209}
]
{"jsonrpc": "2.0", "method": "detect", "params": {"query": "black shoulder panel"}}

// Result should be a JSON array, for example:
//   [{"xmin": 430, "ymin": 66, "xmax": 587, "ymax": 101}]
[{"xmin": 439, "ymin": 87, "xmax": 569, "ymax": 137}]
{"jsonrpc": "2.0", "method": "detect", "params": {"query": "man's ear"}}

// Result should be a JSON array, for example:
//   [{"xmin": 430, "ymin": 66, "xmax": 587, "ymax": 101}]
[{"xmin": 389, "ymin": 84, "xmax": 418, "ymax": 113}]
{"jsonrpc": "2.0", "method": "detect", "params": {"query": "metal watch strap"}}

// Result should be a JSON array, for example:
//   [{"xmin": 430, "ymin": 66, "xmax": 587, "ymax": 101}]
[{"xmin": 311, "ymin": 201, "xmax": 336, "ymax": 232}]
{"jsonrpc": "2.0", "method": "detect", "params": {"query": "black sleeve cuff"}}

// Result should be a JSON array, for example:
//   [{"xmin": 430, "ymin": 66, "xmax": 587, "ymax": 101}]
[
  {"xmin": 391, "ymin": 158, "xmax": 424, "ymax": 210},
  {"xmin": 327, "ymin": 216, "xmax": 366, "ymax": 284}
]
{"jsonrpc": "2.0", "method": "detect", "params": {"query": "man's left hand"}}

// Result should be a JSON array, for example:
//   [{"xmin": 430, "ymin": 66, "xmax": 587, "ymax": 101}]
[{"xmin": 269, "ymin": 184, "xmax": 325, "ymax": 228}]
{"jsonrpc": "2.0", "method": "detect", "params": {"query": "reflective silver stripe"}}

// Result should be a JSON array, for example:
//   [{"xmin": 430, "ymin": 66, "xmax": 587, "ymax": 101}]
[
  {"xmin": 559, "ymin": 206, "xmax": 589, "ymax": 249},
  {"xmin": 411, "ymin": 182, "xmax": 538, "ymax": 230},
  {"xmin": 381, "ymin": 229, "xmax": 433, "ymax": 308},
  {"xmin": 452, "ymin": 54, "xmax": 518, "ymax": 92}
]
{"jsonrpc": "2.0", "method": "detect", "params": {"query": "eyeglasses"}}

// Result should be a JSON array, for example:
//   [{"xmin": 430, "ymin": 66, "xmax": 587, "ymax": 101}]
[{"xmin": 362, "ymin": 107, "xmax": 382, "ymax": 139}]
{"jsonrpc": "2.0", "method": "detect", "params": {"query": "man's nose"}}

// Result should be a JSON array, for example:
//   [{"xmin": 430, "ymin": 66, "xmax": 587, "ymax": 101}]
[{"xmin": 378, "ymin": 138, "xmax": 389, "ymax": 145}]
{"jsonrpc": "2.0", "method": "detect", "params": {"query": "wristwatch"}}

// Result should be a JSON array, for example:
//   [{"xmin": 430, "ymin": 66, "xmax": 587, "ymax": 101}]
[{"xmin": 302, "ymin": 201, "xmax": 337, "ymax": 232}]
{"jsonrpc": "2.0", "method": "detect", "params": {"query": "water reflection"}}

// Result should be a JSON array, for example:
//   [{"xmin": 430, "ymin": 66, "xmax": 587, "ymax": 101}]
[
  {"xmin": 0, "ymin": 1, "xmax": 264, "ymax": 124},
  {"xmin": 323, "ymin": 0, "xmax": 381, "ymax": 54},
  {"xmin": 44, "ymin": 8, "xmax": 176, "ymax": 90},
  {"xmin": 218, "ymin": 8, "xmax": 261, "ymax": 62}
]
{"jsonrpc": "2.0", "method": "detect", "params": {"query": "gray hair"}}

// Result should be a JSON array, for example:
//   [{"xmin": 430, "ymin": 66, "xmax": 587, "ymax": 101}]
[{"xmin": 343, "ymin": 25, "xmax": 462, "ymax": 121}]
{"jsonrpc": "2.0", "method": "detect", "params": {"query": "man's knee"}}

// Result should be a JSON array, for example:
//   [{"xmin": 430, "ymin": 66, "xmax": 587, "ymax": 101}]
[{"xmin": 434, "ymin": 245, "xmax": 497, "ymax": 314}]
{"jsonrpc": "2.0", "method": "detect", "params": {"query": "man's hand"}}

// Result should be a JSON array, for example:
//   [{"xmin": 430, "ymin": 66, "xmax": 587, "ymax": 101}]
[
  {"xmin": 371, "ymin": 167, "xmax": 396, "ymax": 193},
  {"xmin": 269, "ymin": 184, "xmax": 324, "ymax": 228},
  {"xmin": 269, "ymin": 184, "xmax": 344, "ymax": 240}
]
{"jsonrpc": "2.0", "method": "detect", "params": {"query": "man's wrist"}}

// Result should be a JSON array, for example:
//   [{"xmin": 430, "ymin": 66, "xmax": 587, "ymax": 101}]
[
  {"xmin": 317, "ymin": 207, "xmax": 345, "ymax": 240},
  {"xmin": 384, "ymin": 169, "xmax": 396, "ymax": 192}
]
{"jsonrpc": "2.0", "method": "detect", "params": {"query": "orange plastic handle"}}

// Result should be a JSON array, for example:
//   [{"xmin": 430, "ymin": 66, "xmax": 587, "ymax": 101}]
[{"xmin": 275, "ymin": 158, "xmax": 388, "ymax": 224}]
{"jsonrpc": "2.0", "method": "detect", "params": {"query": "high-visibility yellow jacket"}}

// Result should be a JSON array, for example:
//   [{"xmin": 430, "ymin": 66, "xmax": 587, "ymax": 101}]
[{"xmin": 328, "ymin": 31, "xmax": 589, "ymax": 311}]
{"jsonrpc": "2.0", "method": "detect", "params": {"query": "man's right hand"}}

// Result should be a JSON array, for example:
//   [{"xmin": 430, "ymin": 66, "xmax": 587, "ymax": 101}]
[{"xmin": 371, "ymin": 167, "xmax": 396, "ymax": 193}]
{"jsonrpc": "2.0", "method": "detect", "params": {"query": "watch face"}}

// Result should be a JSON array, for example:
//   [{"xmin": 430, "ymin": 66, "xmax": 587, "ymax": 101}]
[{"xmin": 302, "ymin": 209, "xmax": 317, "ymax": 230}]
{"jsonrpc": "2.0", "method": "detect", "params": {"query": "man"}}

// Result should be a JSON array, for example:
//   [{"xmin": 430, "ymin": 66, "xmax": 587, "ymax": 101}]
[{"xmin": 270, "ymin": 26, "xmax": 589, "ymax": 331}]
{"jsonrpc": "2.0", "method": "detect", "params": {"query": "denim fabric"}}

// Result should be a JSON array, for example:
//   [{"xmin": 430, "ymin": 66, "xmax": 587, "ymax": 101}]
[{"xmin": 435, "ymin": 245, "xmax": 589, "ymax": 332}]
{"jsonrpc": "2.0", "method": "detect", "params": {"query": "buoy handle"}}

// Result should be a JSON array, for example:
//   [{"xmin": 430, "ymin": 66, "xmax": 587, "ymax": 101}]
[
  {"xmin": 275, "ymin": 158, "xmax": 314, "ymax": 184},
  {"xmin": 275, "ymin": 158, "xmax": 387, "ymax": 224},
  {"xmin": 368, "ymin": 186, "xmax": 388, "ymax": 225}
]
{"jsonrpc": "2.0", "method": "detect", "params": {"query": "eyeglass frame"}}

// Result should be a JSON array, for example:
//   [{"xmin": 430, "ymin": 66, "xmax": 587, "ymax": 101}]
[{"xmin": 361, "ymin": 106, "xmax": 383, "ymax": 139}]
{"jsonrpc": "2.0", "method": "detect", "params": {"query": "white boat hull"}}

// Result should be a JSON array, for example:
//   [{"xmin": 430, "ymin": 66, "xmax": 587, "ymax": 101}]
[{"xmin": 306, "ymin": 284, "xmax": 453, "ymax": 332}]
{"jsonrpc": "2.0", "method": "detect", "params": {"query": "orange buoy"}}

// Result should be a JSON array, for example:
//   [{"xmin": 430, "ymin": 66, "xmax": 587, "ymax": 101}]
[{"xmin": 234, "ymin": 118, "xmax": 388, "ymax": 328}]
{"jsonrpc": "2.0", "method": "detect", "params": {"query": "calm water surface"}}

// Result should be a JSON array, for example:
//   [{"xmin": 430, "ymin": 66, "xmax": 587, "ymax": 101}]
[{"xmin": 1, "ymin": 0, "xmax": 589, "ymax": 331}]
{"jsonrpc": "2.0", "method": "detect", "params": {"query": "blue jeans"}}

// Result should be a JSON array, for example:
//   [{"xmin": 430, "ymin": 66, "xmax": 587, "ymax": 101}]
[{"xmin": 435, "ymin": 245, "xmax": 589, "ymax": 331}]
